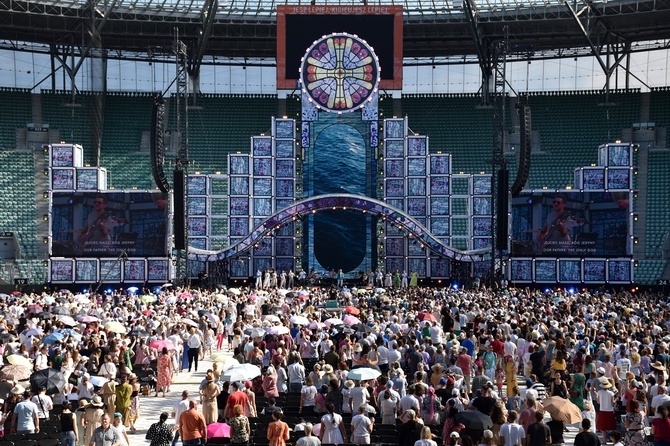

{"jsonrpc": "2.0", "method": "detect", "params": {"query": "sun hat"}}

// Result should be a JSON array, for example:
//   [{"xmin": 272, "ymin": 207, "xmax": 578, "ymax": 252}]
[
  {"xmin": 10, "ymin": 385, "xmax": 24, "ymax": 395},
  {"xmin": 450, "ymin": 432, "xmax": 460, "ymax": 439},
  {"xmin": 91, "ymin": 395, "xmax": 104, "ymax": 407}
]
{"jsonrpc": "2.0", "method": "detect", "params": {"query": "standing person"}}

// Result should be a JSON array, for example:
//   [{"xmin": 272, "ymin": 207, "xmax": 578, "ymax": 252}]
[
  {"xmin": 179, "ymin": 400, "xmax": 207, "ymax": 446},
  {"xmin": 267, "ymin": 410, "xmax": 290, "ymax": 446},
  {"xmin": 623, "ymin": 399, "xmax": 647, "ymax": 446},
  {"xmin": 537, "ymin": 194, "xmax": 577, "ymax": 255},
  {"xmin": 499, "ymin": 411, "xmax": 525, "ymax": 446},
  {"xmin": 351, "ymin": 405, "xmax": 374, "ymax": 445},
  {"xmin": 12, "ymin": 388, "xmax": 39, "ymax": 434},
  {"xmin": 78, "ymin": 195, "xmax": 119, "ymax": 255},
  {"xmin": 398, "ymin": 410, "xmax": 423, "ymax": 446},
  {"xmin": 262, "ymin": 368, "xmax": 279, "ymax": 398},
  {"xmin": 102, "ymin": 378, "xmax": 117, "ymax": 421},
  {"xmin": 127, "ymin": 374, "xmax": 141, "ymax": 434},
  {"xmin": 320, "ymin": 403, "xmax": 346, "ymax": 445},
  {"xmin": 596, "ymin": 380, "xmax": 617, "ymax": 443},
  {"xmin": 114, "ymin": 375, "xmax": 133, "ymax": 432},
  {"xmin": 297, "ymin": 423, "xmax": 322, "ymax": 446},
  {"xmin": 545, "ymin": 415, "xmax": 564, "ymax": 446},
  {"xmin": 172, "ymin": 390, "xmax": 190, "ymax": 446},
  {"xmin": 31, "ymin": 386, "xmax": 53, "ymax": 422},
  {"xmin": 415, "ymin": 426, "xmax": 438, "ymax": 446},
  {"xmin": 59, "ymin": 402, "xmax": 79, "ymax": 446},
  {"xmin": 89, "ymin": 413, "xmax": 120, "ymax": 446},
  {"xmin": 651, "ymin": 406, "xmax": 670, "ymax": 446},
  {"xmin": 187, "ymin": 327, "xmax": 203, "ymax": 373},
  {"xmin": 82, "ymin": 396, "xmax": 105, "ymax": 446},
  {"xmin": 156, "ymin": 347, "xmax": 173, "ymax": 397},
  {"xmin": 229, "ymin": 404, "xmax": 251, "ymax": 445},
  {"xmin": 300, "ymin": 376, "xmax": 318, "ymax": 415},
  {"xmin": 113, "ymin": 413, "xmax": 130, "ymax": 446},
  {"xmin": 574, "ymin": 419, "xmax": 600, "ymax": 446},
  {"xmin": 525, "ymin": 411, "xmax": 551, "ymax": 446},
  {"xmin": 200, "ymin": 372, "xmax": 220, "ymax": 425},
  {"xmin": 288, "ymin": 357, "xmax": 306, "ymax": 393},
  {"xmin": 145, "ymin": 412, "xmax": 174, "ymax": 446}
]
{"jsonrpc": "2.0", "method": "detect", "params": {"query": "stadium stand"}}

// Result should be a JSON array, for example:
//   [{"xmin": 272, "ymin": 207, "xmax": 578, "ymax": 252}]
[
  {"xmin": 0, "ymin": 151, "xmax": 38, "ymax": 257},
  {"xmin": 0, "ymin": 87, "xmax": 32, "ymax": 149}
]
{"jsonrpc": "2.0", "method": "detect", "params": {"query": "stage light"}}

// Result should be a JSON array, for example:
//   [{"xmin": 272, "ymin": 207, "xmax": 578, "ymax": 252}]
[
  {"xmin": 43, "ymin": 237, "xmax": 48, "ymax": 244},
  {"xmin": 82, "ymin": 288, "xmax": 88, "ymax": 293},
  {"xmin": 105, "ymin": 288, "xmax": 113, "ymax": 294},
  {"xmin": 452, "ymin": 284, "xmax": 459, "ymax": 290},
  {"xmin": 568, "ymin": 288, "xmax": 575, "ymax": 294},
  {"xmin": 43, "ymin": 214, "xmax": 48, "ymax": 221},
  {"xmin": 544, "ymin": 288, "xmax": 551, "ymax": 293}
]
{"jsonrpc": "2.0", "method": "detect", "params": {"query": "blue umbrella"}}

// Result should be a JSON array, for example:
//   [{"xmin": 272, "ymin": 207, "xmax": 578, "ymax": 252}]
[
  {"xmin": 57, "ymin": 328, "xmax": 78, "ymax": 337},
  {"xmin": 42, "ymin": 333, "xmax": 65, "ymax": 345}
]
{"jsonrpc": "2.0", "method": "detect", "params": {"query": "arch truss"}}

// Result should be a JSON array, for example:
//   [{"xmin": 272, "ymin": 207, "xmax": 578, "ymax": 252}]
[{"xmin": 189, "ymin": 194, "xmax": 492, "ymax": 263}]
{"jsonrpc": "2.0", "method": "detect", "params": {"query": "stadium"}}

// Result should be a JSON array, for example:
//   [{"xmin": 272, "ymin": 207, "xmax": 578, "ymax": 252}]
[{"xmin": 1, "ymin": 0, "xmax": 670, "ymax": 290}]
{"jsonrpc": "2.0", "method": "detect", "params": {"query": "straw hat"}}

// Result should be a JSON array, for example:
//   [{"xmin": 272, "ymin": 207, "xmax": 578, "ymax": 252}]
[
  {"xmin": 323, "ymin": 364, "xmax": 333, "ymax": 374},
  {"xmin": 10, "ymin": 385, "xmax": 24, "ymax": 395},
  {"xmin": 90, "ymin": 395, "xmax": 104, "ymax": 407},
  {"xmin": 353, "ymin": 344, "xmax": 363, "ymax": 353},
  {"xmin": 344, "ymin": 380, "xmax": 355, "ymax": 389},
  {"xmin": 651, "ymin": 361, "xmax": 666, "ymax": 371},
  {"xmin": 600, "ymin": 380, "xmax": 613, "ymax": 389}
]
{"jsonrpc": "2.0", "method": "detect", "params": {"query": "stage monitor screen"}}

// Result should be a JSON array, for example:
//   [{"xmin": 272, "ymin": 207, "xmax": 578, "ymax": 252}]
[
  {"xmin": 51, "ymin": 191, "xmax": 169, "ymax": 258},
  {"xmin": 277, "ymin": 5, "xmax": 403, "ymax": 90},
  {"xmin": 511, "ymin": 191, "xmax": 631, "ymax": 257}
]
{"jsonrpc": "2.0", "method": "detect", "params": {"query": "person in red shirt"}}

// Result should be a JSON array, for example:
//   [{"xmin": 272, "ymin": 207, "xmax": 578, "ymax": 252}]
[{"xmin": 223, "ymin": 382, "xmax": 249, "ymax": 419}]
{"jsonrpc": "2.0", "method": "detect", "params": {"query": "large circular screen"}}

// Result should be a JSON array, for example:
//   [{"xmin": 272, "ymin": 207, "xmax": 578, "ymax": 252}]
[{"xmin": 300, "ymin": 33, "xmax": 380, "ymax": 113}]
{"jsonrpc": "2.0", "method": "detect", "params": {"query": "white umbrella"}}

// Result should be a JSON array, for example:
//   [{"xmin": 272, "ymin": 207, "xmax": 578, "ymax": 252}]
[
  {"xmin": 246, "ymin": 327, "xmax": 266, "ymax": 338},
  {"xmin": 227, "ymin": 288, "xmax": 241, "ymax": 296},
  {"xmin": 221, "ymin": 364, "xmax": 262, "ymax": 382},
  {"xmin": 217, "ymin": 357, "xmax": 241, "ymax": 372},
  {"xmin": 290, "ymin": 315, "xmax": 310, "ymax": 326},
  {"xmin": 263, "ymin": 315, "xmax": 281, "ymax": 323},
  {"xmin": 268, "ymin": 326, "xmax": 290, "ymax": 335},
  {"xmin": 180, "ymin": 319, "xmax": 199, "ymax": 328},
  {"xmin": 89, "ymin": 376, "xmax": 109, "ymax": 387},
  {"xmin": 57, "ymin": 315, "xmax": 77, "ymax": 326},
  {"xmin": 324, "ymin": 318, "xmax": 344, "ymax": 328},
  {"xmin": 348, "ymin": 367, "xmax": 382, "ymax": 381}
]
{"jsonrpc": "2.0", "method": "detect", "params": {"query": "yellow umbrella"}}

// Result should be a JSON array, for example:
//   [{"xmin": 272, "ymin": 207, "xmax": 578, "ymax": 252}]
[
  {"xmin": 218, "ymin": 357, "xmax": 240, "ymax": 372},
  {"xmin": 213, "ymin": 294, "xmax": 227, "ymax": 302},
  {"xmin": 210, "ymin": 353, "xmax": 229, "ymax": 362},
  {"xmin": 104, "ymin": 321, "xmax": 127, "ymax": 334},
  {"xmin": 6, "ymin": 354, "xmax": 32, "ymax": 368}
]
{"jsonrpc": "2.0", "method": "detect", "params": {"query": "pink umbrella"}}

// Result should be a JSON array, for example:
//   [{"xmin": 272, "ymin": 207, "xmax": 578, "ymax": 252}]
[
  {"xmin": 207, "ymin": 422, "xmax": 230, "ymax": 438},
  {"xmin": 179, "ymin": 292, "xmax": 192, "ymax": 300},
  {"xmin": 309, "ymin": 321, "xmax": 325, "ymax": 330},
  {"xmin": 150, "ymin": 340, "xmax": 176, "ymax": 351},
  {"xmin": 77, "ymin": 315, "xmax": 99, "ymax": 323},
  {"xmin": 343, "ymin": 315, "xmax": 361, "ymax": 326}
]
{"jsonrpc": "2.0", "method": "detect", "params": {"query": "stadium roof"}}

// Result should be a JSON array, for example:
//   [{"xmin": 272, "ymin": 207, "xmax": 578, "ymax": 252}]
[{"xmin": 0, "ymin": 0, "xmax": 669, "ymax": 60}]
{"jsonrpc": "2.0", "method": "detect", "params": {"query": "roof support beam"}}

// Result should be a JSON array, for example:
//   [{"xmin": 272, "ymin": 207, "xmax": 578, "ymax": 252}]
[
  {"xmin": 463, "ymin": 0, "xmax": 494, "ymax": 105},
  {"xmin": 188, "ymin": 0, "xmax": 219, "ymax": 81}
]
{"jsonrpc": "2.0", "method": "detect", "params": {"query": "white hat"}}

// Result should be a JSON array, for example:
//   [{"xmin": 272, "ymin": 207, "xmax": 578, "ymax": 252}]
[
  {"xmin": 450, "ymin": 432, "xmax": 460, "ymax": 439},
  {"xmin": 10, "ymin": 385, "xmax": 24, "ymax": 395},
  {"xmin": 597, "ymin": 367, "xmax": 606, "ymax": 374}
]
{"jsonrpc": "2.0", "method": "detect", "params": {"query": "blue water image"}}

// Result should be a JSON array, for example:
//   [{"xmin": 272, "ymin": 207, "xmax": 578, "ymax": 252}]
[{"xmin": 313, "ymin": 124, "xmax": 367, "ymax": 272}]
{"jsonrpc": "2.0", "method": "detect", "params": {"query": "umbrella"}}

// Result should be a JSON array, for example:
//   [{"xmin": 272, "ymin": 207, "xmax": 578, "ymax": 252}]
[
  {"xmin": 263, "ymin": 315, "xmax": 281, "ymax": 323},
  {"xmin": 244, "ymin": 328, "xmax": 266, "ymax": 338},
  {"xmin": 324, "ymin": 318, "xmax": 344, "ymax": 328},
  {"xmin": 89, "ymin": 376, "xmax": 109, "ymax": 387},
  {"xmin": 343, "ymin": 315, "xmax": 361, "ymax": 326},
  {"xmin": 104, "ymin": 321, "xmax": 127, "ymax": 334},
  {"xmin": 227, "ymin": 288, "xmax": 241, "ymax": 296},
  {"xmin": 0, "ymin": 364, "xmax": 32, "ymax": 381},
  {"xmin": 455, "ymin": 410, "xmax": 493, "ymax": 430},
  {"xmin": 37, "ymin": 312, "xmax": 52, "ymax": 320},
  {"xmin": 57, "ymin": 315, "xmax": 77, "ymax": 326},
  {"xmin": 75, "ymin": 295, "xmax": 90, "ymax": 304},
  {"xmin": 179, "ymin": 292, "xmax": 193, "ymax": 300},
  {"xmin": 180, "ymin": 319, "xmax": 199, "ymax": 328},
  {"xmin": 216, "ymin": 357, "xmax": 241, "ymax": 372},
  {"xmin": 22, "ymin": 328, "xmax": 43, "ymax": 337},
  {"xmin": 42, "ymin": 333, "xmax": 65, "ymax": 345},
  {"xmin": 542, "ymin": 396, "xmax": 582, "ymax": 424},
  {"xmin": 6, "ymin": 355, "xmax": 31, "ymax": 368},
  {"xmin": 309, "ymin": 322, "xmax": 325, "ymax": 330},
  {"xmin": 52, "ymin": 306, "xmax": 70, "ymax": 316},
  {"xmin": 297, "ymin": 290, "xmax": 309, "ymax": 296},
  {"xmin": 290, "ymin": 315, "xmax": 310, "ymax": 326},
  {"xmin": 0, "ymin": 333, "xmax": 17, "ymax": 343},
  {"xmin": 77, "ymin": 315, "xmax": 99, "ymax": 323},
  {"xmin": 221, "ymin": 364, "xmax": 262, "ymax": 382},
  {"xmin": 210, "ymin": 353, "xmax": 229, "ymax": 362},
  {"xmin": 142, "ymin": 310, "xmax": 154, "ymax": 316},
  {"xmin": 207, "ymin": 422, "xmax": 231, "ymax": 439},
  {"xmin": 150, "ymin": 340, "xmax": 176, "ymax": 351},
  {"xmin": 140, "ymin": 295, "xmax": 157, "ymax": 303},
  {"xmin": 352, "ymin": 323, "xmax": 373, "ymax": 333},
  {"xmin": 417, "ymin": 312, "xmax": 438, "ymax": 322},
  {"xmin": 206, "ymin": 313, "xmax": 220, "ymax": 325},
  {"xmin": 348, "ymin": 367, "xmax": 382, "ymax": 381},
  {"xmin": 161, "ymin": 283, "xmax": 174, "ymax": 288},
  {"xmin": 345, "ymin": 306, "xmax": 361, "ymax": 315},
  {"xmin": 268, "ymin": 326, "xmax": 290, "ymax": 335},
  {"xmin": 128, "ymin": 328, "xmax": 149, "ymax": 338},
  {"xmin": 30, "ymin": 368, "xmax": 66, "ymax": 395},
  {"xmin": 214, "ymin": 294, "xmax": 227, "ymax": 302},
  {"xmin": 27, "ymin": 304, "xmax": 43, "ymax": 313},
  {"xmin": 356, "ymin": 289, "xmax": 368, "ymax": 295},
  {"xmin": 374, "ymin": 288, "xmax": 386, "ymax": 294}
]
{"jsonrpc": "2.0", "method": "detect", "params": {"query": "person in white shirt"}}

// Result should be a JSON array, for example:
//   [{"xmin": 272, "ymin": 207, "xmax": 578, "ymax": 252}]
[
  {"xmin": 351, "ymin": 405, "xmax": 374, "ymax": 445},
  {"xmin": 499, "ymin": 410, "xmax": 525, "ymax": 446},
  {"xmin": 349, "ymin": 382, "xmax": 370, "ymax": 414},
  {"xmin": 34, "ymin": 346, "xmax": 49, "ymax": 371},
  {"xmin": 288, "ymin": 359, "xmax": 306, "ymax": 393},
  {"xmin": 31, "ymin": 387, "xmax": 53, "ymax": 421},
  {"xmin": 171, "ymin": 390, "xmax": 190, "ymax": 446}
]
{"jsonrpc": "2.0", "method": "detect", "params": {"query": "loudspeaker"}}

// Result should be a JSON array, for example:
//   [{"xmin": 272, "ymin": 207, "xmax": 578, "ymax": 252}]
[
  {"xmin": 496, "ymin": 168, "xmax": 509, "ymax": 251},
  {"xmin": 150, "ymin": 95, "xmax": 170, "ymax": 193},
  {"xmin": 173, "ymin": 170, "xmax": 186, "ymax": 250},
  {"xmin": 511, "ymin": 102, "xmax": 532, "ymax": 196}
]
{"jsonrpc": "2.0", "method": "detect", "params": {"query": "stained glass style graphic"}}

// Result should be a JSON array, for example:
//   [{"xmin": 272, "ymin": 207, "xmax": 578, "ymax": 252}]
[{"xmin": 300, "ymin": 33, "xmax": 380, "ymax": 113}]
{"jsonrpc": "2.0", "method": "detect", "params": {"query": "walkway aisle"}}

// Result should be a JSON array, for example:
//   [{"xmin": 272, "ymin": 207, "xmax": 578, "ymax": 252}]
[{"xmin": 133, "ymin": 356, "xmax": 218, "ymax": 445}]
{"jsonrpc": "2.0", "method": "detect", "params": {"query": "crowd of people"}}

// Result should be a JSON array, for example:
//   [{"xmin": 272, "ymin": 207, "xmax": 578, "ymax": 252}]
[{"xmin": 0, "ymin": 283, "xmax": 669, "ymax": 446}]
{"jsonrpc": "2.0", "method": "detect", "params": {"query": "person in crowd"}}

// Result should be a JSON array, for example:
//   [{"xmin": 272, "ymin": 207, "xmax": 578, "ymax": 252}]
[
  {"xmin": 229, "ymin": 404, "xmax": 251, "ymax": 445},
  {"xmin": 145, "ymin": 412, "xmax": 174, "ymax": 446}
]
